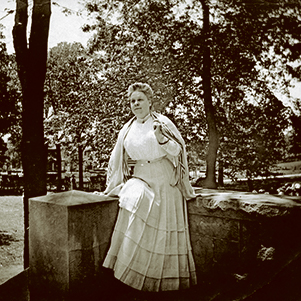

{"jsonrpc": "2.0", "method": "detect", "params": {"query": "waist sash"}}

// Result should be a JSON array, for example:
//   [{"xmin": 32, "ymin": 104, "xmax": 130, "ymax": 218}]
[{"xmin": 135, "ymin": 156, "xmax": 166, "ymax": 166}]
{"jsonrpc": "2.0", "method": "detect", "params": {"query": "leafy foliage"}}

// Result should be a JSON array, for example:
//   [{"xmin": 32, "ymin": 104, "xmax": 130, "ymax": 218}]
[
  {"xmin": 0, "ymin": 36, "xmax": 21, "ymax": 138},
  {"xmin": 219, "ymin": 90, "xmax": 290, "ymax": 182},
  {"xmin": 44, "ymin": 42, "xmax": 127, "ymax": 167},
  {"xmin": 0, "ymin": 27, "xmax": 22, "ymax": 170},
  {"xmin": 14, "ymin": 0, "xmax": 301, "ymax": 182},
  {"xmin": 68, "ymin": 0, "xmax": 301, "ymax": 178},
  {"xmin": 288, "ymin": 100, "xmax": 301, "ymax": 158},
  {"xmin": 81, "ymin": 0, "xmax": 210, "ymax": 168}
]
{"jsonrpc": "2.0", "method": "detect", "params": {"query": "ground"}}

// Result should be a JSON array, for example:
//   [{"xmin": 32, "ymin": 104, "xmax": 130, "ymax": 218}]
[{"xmin": 0, "ymin": 196, "xmax": 24, "ymax": 284}]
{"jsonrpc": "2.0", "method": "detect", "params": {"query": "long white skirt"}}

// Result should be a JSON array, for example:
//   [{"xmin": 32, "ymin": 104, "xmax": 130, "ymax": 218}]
[{"xmin": 103, "ymin": 158, "xmax": 197, "ymax": 292}]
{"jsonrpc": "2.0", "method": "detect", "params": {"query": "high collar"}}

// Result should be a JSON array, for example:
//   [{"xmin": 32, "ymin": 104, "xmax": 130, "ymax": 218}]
[{"xmin": 136, "ymin": 113, "xmax": 151, "ymax": 124}]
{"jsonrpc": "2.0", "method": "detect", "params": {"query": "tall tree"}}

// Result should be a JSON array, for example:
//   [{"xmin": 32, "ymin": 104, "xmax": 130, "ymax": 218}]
[
  {"xmin": 288, "ymin": 100, "xmax": 301, "ymax": 159},
  {"xmin": 80, "ymin": 0, "xmax": 300, "ymax": 187},
  {"xmin": 12, "ymin": 0, "xmax": 51, "ymax": 268},
  {"xmin": 82, "ymin": 0, "xmax": 212, "ymax": 167},
  {"xmin": 200, "ymin": 0, "xmax": 218, "ymax": 188}
]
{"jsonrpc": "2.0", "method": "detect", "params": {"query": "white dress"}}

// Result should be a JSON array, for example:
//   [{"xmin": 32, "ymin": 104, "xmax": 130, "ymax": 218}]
[{"xmin": 102, "ymin": 117, "xmax": 197, "ymax": 292}]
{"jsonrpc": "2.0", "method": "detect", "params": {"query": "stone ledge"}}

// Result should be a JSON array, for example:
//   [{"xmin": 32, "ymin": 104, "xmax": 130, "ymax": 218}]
[
  {"xmin": 32, "ymin": 190, "xmax": 118, "ymax": 206},
  {"xmin": 188, "ymin": 189, "xmax": 301, "ymax": 287},
  {"xmin": 191, "ymin": 189, "xmax": 301, "ymax": 218}
]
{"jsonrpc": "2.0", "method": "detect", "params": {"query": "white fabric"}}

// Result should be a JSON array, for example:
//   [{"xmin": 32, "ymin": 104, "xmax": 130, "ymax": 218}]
[
  {"xmin": 104, "ymin": 113, "xmax": 196, "ymax": 200},
  {"xmin": 124, "ymin": 118, "xmax": 180, "ymax": 160},
  {"xmin": 118, "ymin": 177, "xmax": 157, "ymax": 214},
  {"xmin": 103, "ymin": 115, "xmax": 197, "ymax": 292}
]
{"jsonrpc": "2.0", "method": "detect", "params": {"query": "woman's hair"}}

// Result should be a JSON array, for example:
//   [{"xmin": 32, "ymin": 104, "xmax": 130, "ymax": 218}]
[{"xmin": 128, "ymin": 82, "xmax": 153, "ymax": 102}]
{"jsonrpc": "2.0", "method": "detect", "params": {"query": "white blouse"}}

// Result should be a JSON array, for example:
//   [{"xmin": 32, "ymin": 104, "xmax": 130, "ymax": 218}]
[{"xmin": 124, "ymin": 117, "xmax": 181, "ymax": 161}]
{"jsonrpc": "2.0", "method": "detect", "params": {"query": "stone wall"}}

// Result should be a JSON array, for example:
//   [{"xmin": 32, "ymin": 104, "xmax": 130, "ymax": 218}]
[
  {"xmin": 187, "ymin": 190, "xmax": 301, "ymax": 299},
  {"xmin": 28, "ymin": 189, "xmax": 301, "ymax": 300}
]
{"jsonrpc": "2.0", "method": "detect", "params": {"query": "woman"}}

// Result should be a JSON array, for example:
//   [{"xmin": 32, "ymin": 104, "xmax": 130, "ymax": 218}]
[{"xmin": 102, "ymin": 82, "xmax": 197, "ymax": 292}]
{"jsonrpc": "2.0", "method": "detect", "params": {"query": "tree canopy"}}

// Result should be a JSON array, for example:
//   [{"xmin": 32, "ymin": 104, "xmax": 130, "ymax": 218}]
[
  {"xmin": 78, "ymin": 0, "xmax": 300, "ymax": 179},
  {"xmin": 0, "ymin": 26, "xmax": 21, "ymax": 169},
  {"xmin": 0, "ymin": 28, "xmax": 21, "ymax": 138},
  {"xmin": 2, "ymin": 0, "xmax": 301, "ymax": 189}
]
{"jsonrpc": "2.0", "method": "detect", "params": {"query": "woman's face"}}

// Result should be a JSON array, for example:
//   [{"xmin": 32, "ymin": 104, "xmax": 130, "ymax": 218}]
[{"xmin": 130, "ymin": 90, "xmax": 151, "ymax": 119}]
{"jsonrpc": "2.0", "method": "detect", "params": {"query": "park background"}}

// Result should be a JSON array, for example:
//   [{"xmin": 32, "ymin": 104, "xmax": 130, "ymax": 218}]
[{"xmin": 1, "ymin": 0, "xmax": 301, "ymax": 289}]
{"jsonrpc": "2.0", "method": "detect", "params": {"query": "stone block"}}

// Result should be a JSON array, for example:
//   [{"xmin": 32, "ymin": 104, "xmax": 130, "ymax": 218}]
[
  {"xmin": 189, "ymin": 212, "xmax": 240, "ymax": 275},
  {"xmin": 213, "ymin": 238, "xmax": 240, "ymax": 271},
  {"xmin": 188, "ymin": 192, "xmax": 301, "ymax": 282},
  {"xmin": 29, "ymin": 190, "xmax": 118, "ymax": 301},
  {"xmin": 191, "ymin": 236, "xmax": 214, "ymax": 274}
]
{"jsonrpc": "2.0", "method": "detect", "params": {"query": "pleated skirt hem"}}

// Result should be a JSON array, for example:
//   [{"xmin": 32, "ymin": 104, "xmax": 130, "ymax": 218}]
[{"xmin": 103, "ymin": 254, "xmax": 197, "ymax": 292}]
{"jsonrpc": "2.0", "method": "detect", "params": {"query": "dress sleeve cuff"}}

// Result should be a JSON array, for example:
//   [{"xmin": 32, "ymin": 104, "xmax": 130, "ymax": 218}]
[
  {"xmin": 158, "ymin": 139, "xmax": 169, "ymax": 145},
  {"xmin": 159, "ymin": 138, "xmax": 181, "ymax": 156}
]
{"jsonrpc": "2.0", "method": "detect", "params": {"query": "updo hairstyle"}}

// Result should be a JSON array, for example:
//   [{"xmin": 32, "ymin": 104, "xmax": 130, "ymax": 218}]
[{"xmin": 127, "ymin": 82, "xmax": 153, "ymax": 103}]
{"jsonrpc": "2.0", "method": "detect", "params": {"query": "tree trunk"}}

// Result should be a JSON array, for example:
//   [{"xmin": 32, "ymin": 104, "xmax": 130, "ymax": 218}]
[
  {"xmin": 218, "ymin": 158, "xmax": 224, "ymax": 187},
  {"xmin": 56, "ymin": 144, "xmax": 62, "ymax": 192},
  {"xmin": 247, "ymin": 178, "xmax": 254, "ymax": 192},
  {"xmin": 78, "ymin": 144, "xmax": 83, "ymax": 190},
  {"xmin": 201, "ymin": 0, "xmax": 219, "ymax": 189},
  {"xmin": 13, "ymin": 0, "xmax": 51, "ymax": 268}
]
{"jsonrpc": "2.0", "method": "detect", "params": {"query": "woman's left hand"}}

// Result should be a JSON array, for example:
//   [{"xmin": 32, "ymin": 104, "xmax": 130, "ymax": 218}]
[{"xmin": 153, "ymin": 121, "xmax": 167, "ymax": 144}]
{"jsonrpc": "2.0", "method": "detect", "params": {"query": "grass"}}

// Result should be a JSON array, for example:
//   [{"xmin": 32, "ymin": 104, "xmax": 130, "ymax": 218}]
[{"xmin": 0, "ymin": 196, "xmax": 24, "ymax": 269}]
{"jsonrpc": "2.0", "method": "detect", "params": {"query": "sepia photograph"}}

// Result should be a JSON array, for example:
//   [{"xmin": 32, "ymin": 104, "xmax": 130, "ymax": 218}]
[{"xmin": 0, "ymin": 0, "xmax": 301, "ymax": 300}]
